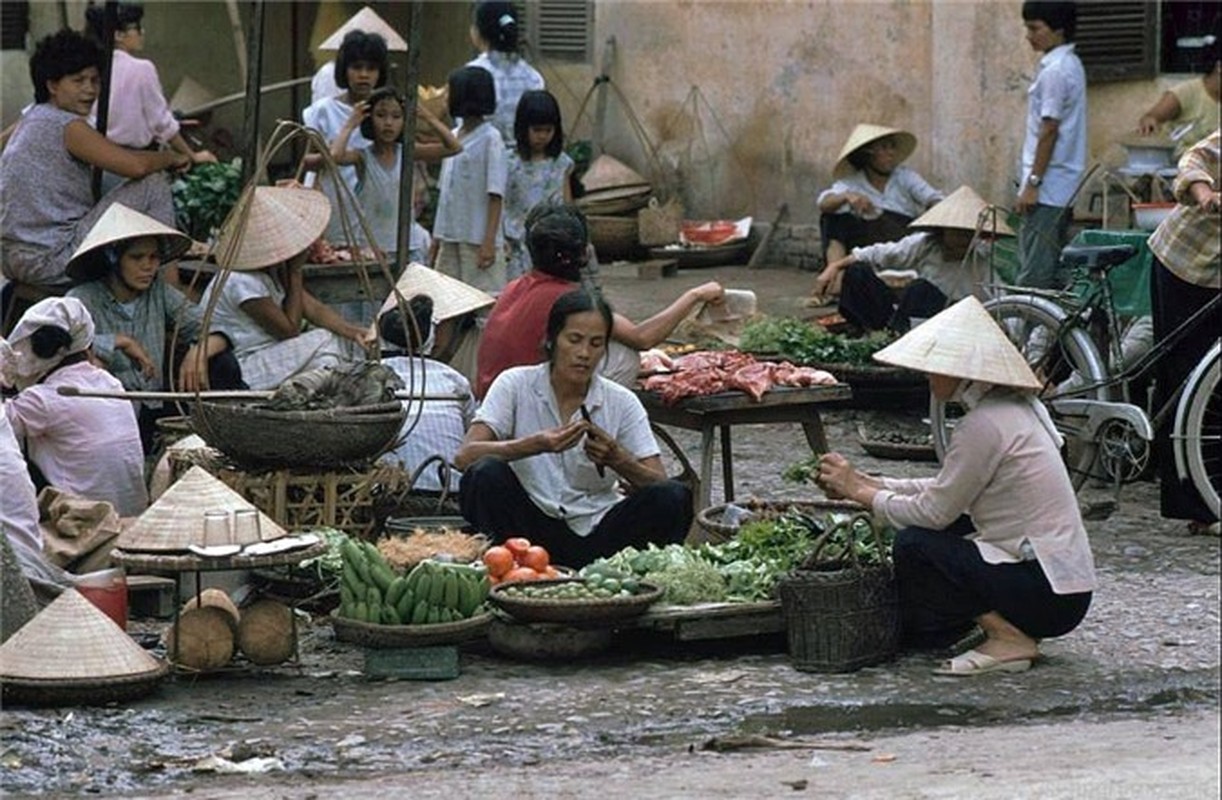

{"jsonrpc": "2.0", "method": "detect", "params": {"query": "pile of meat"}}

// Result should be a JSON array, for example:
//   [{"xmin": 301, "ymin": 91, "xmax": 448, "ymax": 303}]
[
  {"xmin": 638, "ymin": 350, "xmax": 838, "ymax": 405},
  {"xmin": 306, "ymin": 239, "xmax": 381, "ymax": 265}
]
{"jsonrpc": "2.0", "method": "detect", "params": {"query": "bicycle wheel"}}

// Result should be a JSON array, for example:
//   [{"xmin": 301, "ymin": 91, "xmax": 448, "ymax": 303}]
[
  {"xmin": 1176, "ymin": 343, "xmax": 1221, "ymax": 518},
  {"xmin": 929, "ymin": 294, "xmax": 1109, "ymax": 490}
]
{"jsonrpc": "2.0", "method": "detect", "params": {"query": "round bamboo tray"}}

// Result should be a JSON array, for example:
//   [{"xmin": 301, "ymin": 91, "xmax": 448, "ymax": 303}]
[
  {"xmin": 489, "ymin": 579, "xmax": 662, "ymax": 625},
  {"xmin": 191, "ymin": 400, "xmax": 405, "ymax": 468},
  {"xmin": 856, "ymin": 424, "xmax": 937, "ymax": 462},
  {"xmin": 1, "ymin": 662, "xmax": 169, "ymax": 707},
  {"xmin": 330, "ymin": 611, "xmax": 493, "ymax": 648},
  {"xmin": 696, "ymin": 499, "xmax": 866, "ymax": 542}
]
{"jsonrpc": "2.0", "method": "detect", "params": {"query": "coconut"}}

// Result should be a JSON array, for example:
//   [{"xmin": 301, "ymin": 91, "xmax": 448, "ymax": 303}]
[
  {"xmin": 236, "ymin": 600, "xmax": 295, "ymax": 665},
  {"xmin": 181, "ymin": 588, "xmax": 241, "ymax": 634},
  {"xmin": 163, "ymin": 607, "xmax": 235, "ymax": 670}
]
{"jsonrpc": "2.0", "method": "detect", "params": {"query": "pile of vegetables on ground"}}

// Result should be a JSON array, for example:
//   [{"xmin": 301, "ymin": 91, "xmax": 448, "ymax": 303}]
[
  {"xmin": 580, "ymin": 508, "xmax": 896, "ymax": 607},
  {"xmin": 739, "ymin": 316, "xmax": 895, "ymax": 366}
]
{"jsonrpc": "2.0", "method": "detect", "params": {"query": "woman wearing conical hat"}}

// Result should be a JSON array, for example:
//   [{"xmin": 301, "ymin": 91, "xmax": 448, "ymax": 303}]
[
  {"xmin": 816, "ymin": 123, "xmax": 944, "ymax": 269},
  {"xmin": 815, "ymin": 297, "xmax": 1096, "ymax": 676},
  {"xmin": 66, "ymin": 203, "xmax": 245, "ymax": 454},
  {"xmin": 812, "ymin": 186, "xmax": 1016, "ymax": 334},
  {"xmin": 198, "ymin": 186, "xmax": 376, "ymax": 391}
]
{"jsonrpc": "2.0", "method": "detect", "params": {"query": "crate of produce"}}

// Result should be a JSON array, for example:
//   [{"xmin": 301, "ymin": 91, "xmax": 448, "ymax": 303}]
[{"xmin": 778, "ymin": 512, "xmax": 899, "ymax": 673}]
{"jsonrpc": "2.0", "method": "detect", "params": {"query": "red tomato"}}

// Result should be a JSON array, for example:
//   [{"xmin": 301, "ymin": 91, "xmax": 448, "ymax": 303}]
[
  {"xmin": 504, "ymin": 537, "xmax": 532, "ymax": 560},
  {"xmin": 520, "ymin": 545, "xmax": 550, "ymax": 573},
  {"xmin": 482, "ymin": 546, "xmax": 514, "ymax": 578},
  {"xmin": 502, "ymin": 566, "xmax": 540, "ymax": 584}
]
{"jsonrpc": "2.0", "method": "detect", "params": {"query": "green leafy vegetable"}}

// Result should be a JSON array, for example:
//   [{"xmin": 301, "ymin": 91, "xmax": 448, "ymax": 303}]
[
  {"xmin": 172, "ymin": 158, "xmax": 243, "ymax": 241},
  {"xmin": 740, "ymin": 316, "xmax": 895, "ymax": 366}
]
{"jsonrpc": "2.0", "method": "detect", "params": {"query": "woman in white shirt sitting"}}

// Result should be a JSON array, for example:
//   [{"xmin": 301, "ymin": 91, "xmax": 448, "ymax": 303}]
[
  {"xmin": 455, "ymin": 289, "xmax": 692, "ymax": 569},
  {"xmin": 815, "ymin": 297, "xmax": 1096, "ymax": 676}
]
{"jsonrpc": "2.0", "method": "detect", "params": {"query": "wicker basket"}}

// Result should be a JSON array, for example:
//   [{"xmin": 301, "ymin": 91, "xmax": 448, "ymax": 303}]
[
  {"xmin": 696, "ymin": 498, "xmax": 866, "ymax": 543},
  {"xmin": 1, "ymin": 664, "xmax": 170, "ymax": 707},
  {"xmin": 330, "ymin": 611, "xmax": 492, "ymax": 648},
  {"xmin": 489, "ymin": 579, "xmax": 663, "ymax": 625},
  {"xmin": 587, "ymin": 215, "xmax": 642, "ymax": 261},
  {"xmin": 778, "ymin": 512, "xmax": 899, "ymax": 673},
  {"xmin": 191, "ymin": 400, "xmax": 406, "ymax": 469}
]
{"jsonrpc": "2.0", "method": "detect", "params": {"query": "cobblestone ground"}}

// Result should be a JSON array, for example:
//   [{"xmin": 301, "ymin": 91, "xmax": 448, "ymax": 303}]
[{"xmin": 2, "ymin": 266, "xmax": 1217, "ymax": 797}]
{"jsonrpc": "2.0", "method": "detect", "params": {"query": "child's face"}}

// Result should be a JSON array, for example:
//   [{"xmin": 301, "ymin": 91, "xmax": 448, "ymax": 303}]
[
  {"xmin": 345, "ymin": 60, "xmax": 380, "ymax": 100},
  {"xmin": 371, "ymin": 99, "xmax": 404, "ymax": 143},
  {"xmin": 528, "ymin": 124, "xmax": 556, "ymax": 155},
  {"xmin": 47, "ymin": 66, "xmax": 99, "ymax": 115}
]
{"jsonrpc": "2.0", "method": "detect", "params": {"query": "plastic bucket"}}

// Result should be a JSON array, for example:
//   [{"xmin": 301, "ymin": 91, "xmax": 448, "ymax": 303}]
[{"xmin": 76, "ymin": 568, "xmax": 128, "ymax": 629}]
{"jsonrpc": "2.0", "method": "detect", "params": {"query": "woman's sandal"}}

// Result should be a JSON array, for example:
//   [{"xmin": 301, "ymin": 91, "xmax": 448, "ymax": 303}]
[{"xmin": 932, "ymin": 649, "xmax": 1033, "ymax": 677}]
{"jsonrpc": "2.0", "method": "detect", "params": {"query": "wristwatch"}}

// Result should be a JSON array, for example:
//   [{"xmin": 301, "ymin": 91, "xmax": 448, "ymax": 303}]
[{"xmin": 1026, "ymin": 173, "xmax": 1043, "ymax": 188}]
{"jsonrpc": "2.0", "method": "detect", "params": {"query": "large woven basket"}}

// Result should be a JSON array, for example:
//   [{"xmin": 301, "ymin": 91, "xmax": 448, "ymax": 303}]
[
  {"xmin": 696, "ymin": 498, "xmax": 866, "ymax": 543},
  {"xmin": 587, "ymin": 215, "xmax": 641, "ymax": 261},
  {"xmin": 191, "ymin": 400, "xmax": 405, "ymax": 469},
  {"xmin": 330, "ymin": 611, "xmax": 492, "ymax": 648},
  {"xmin": 778, "ymin": 512, "xmax": 899, "ymax": 673}
]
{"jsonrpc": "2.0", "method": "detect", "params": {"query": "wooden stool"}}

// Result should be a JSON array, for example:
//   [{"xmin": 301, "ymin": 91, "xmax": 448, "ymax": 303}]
[{"xmin": 1, "ymin": 281, "xmax": 66, "ymax": 336}]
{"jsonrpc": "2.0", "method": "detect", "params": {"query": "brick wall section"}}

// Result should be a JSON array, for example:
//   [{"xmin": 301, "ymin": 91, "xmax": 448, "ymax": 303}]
[{"xmin": 751, "ymin": 223, "xmax": 825, "ymax": 272}]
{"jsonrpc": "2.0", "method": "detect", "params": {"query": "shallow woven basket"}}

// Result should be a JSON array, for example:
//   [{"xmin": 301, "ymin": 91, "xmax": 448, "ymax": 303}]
[
  {"xmin": 1, "ymin": 664, "xmax": 170, "ymax": 707},
  {"xmin": 696, "ymin": 499, "xmax": 866, "ymax": 543},
  {"xmin": 587, "ymin": 215, "xmax": 641, "ymax": 261},
  {"xmin": 191, "ymin": 400, "xmax": 406, "ymax": 468},
  {"xmin": 329, "ymin": 611, "xmax": 492, "ymax": 648},
  {"xmin": 489, "ymin": 579, "xmax": 663, "ymax": 625}
]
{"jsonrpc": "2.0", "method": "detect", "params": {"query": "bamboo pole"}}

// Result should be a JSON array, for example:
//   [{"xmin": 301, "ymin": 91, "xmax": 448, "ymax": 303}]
[{"xmin": 55, "ymin": 386, "xmax": 469, "ymax": 403}]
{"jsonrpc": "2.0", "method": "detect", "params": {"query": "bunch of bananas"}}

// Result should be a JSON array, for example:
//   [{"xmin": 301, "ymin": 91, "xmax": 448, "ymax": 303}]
[{"xmin": 339, "ymin": 538, "xmax": 489, "ymax": 626}]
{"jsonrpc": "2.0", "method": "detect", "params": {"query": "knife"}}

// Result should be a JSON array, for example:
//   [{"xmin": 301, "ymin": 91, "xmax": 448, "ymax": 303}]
[{"xmin": 580, "ymin": 404, "xmax": 606, "ymax": 477}]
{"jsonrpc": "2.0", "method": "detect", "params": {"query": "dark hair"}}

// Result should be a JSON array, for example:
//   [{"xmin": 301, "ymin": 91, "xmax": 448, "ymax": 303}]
[
  {"xmin": 334, "ymin": 30, "xmax": 389, "ymax": 90},
  {"xmin": 473, "ymin": 1, "xmax": 521, "ymax": 53},
  {"xmin": 30, "ymin": 30, "xmax": 102, "ymax": 104},
  {"xmin": 448, "ymin": 65, "xmax": 496, "ymax": 119},
  {"xmin": 526, "ymin": 203, "xmax": 588, "ymax": 281},
  {"xmin": 105, "ymin": 235, "xmax": 167, "ymax": 272},
  {"xmin": 378, "ymin": 295, "xmax": 434, "ymax": 351},
  {"xmin": 84, "ymin": 2, "xmax": 144, "ymax": 45},
  {"xmin": 1021, "ymin": 1, "xmax": 1077, "ymax": 41},
  {"xmin": 543, "ymin": 289, "xmax": 613, "ymax": 362},
  {"xmin": 513, "ymin": 90, "xmax": 564, "ymax": 160},
  {"xmin": 360, "ymin": 86, "xmax": 407, "ymax": 141},
  {"xmin": 29, "ymin": 325, "xmax": 73, "ymax": 359}
]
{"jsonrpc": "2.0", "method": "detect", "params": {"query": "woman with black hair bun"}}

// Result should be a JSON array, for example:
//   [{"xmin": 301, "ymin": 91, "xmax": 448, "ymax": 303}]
[
  {"xmin": 302, "ymin": 29, "xmax": 390, "ymax": 245},
  {"xmin": 466, "ymin": 1, "xmax": 545, "ymax": 145},
  {"xmin": 0, "ymin": 297, "xmax": 147, "ymax": 516}
]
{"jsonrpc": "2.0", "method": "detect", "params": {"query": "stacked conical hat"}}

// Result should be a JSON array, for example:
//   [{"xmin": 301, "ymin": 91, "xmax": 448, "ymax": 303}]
[
  {"xmin": 0, "ymin": 589, "xmax": 166, "ymax": 682},
  {"xmin": 170, "ymin": 75, "xmax": 218, "ymax": 115},
  {"xmin": 214, "ymin": 186, "xmax": 331, "ymax": 271},
  {"xmin": 65, "ymin": 204, "xmax": 192, "ymax": 282},
  {"xmin": 579, "ymin": 154, "xmax": 652, "ymax": 202},
  {"xmin": 379, "ymin": 262, "xmax": 495, "ymax": 322},
  {"xmin": 833, "ymin": 123, "xmax": 917, "ymax": 178},
  {"xmin": 909, "ymin": 186, "xmax": 1016, "ymax": 236},
  {"xmin": 873, "ymin": 296, "xmax": 1041, "ymax": 390},
  {"xmin": 318, "ymin": 6, "xmax": 408, "ymax": 51},
  {"xmin": 119, "ymin": 466, "xmax": 286, "ymax": 552}
]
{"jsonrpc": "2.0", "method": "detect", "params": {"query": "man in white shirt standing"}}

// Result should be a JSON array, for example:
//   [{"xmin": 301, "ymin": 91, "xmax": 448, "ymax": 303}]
[{"xmin": 1015, "ymin": 1, "xmax": 1087, "ymax": 290}]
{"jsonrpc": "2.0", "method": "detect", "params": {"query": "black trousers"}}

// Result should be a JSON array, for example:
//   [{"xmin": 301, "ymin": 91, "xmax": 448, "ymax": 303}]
[
  {"xmin": 1150, "ymin": 258, "xmax": 1220, "ymax": 522},
  {"xmin": 820, "ymin": 210, "xmax": 913, "ymax": 256},
  {"xmin": 839, "ymin": 264, "xmax": 948, "ymax": 334},
  {"xmin": 459, "ymin": 457, "xmax": 693, "ymax": 569},
  {"xmin": 893, "ymin": 516, "xmax": 1092, "ymax": 649}
]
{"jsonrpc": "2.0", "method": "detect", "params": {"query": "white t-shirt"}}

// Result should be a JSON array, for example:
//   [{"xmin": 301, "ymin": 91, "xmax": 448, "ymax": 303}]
[
  {"xmin": 817, "ymin": 166, "xmax": 943, "ymax": 219},
  {"xmin": 0, "ymin": 397, "xmax": 43, "ymax": 556},
  {"xmin": 474, "ymin": 364, "xmax": 658, "ymax": 536},
  {"xmin": 199, "ymin": 271, "xmax": 283, "ymax": 355},
  {"xmin": 379, "ymin": 356, "xmax": 475, "ymax": 492},
  {"xmin": 433, "ymin": 121, "xmax": 507, "ymax": 246},
  {"xmin": 303, "ymin": 94, "xmax": 371, "ymax": 243}
]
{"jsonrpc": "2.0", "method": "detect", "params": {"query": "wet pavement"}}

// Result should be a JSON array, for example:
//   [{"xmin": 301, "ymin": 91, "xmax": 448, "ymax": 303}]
[{"xmin": 2, "ymin": 266, "xmax": 1219, "ymax": 797}]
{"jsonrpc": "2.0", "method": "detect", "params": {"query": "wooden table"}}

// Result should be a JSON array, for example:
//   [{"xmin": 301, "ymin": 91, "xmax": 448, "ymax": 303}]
[{"xmin": 637, "ymin": 385, "xmax": 852, "ymax": 510}]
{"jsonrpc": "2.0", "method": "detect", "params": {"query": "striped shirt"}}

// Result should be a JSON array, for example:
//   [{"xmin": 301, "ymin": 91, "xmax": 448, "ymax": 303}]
[{"xmin": 1148, "ymin": 130, "xmax": 1220, "ymax": 287}]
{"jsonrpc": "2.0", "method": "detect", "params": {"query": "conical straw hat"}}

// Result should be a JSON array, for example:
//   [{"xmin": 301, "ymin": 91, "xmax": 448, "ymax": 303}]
[
  {"xmin": 833, "ymin": 123, "xmax": 917, "ymax": 178},
  {"xmin": 379, "ymin": 262, "xmax": 495, "ymax": 322},
  {"xmin": 873, "ymin": 296, "xmax": 1041, "ymax": 390},
  {"xmin": 214, "ymin": 186, "xmax": 331, "ymax": 271},
  {"xmin": 0, "ymin": 589, "xmax": 165, "ymax": 681},
  {"xmin": 318, "ymin": 6, "xmax": 408, "ymax": 51},
  {"xmin": 65, "ymin": 204, "xmax": 191, "ymax": 282},
  {"xmin": 170, "ymin": 75, "xmax": 218, "ymax": 115},
  {"xmin": 580, "ymin": 154, "xmax": 650, "ymax": 193},
  {"xmin": 119, "ymin": 466, "xmax": 287, "ymax": 552},
  {"xmin": 909, "ymin": 186, "xmax": 1016, "ymax": 236}
]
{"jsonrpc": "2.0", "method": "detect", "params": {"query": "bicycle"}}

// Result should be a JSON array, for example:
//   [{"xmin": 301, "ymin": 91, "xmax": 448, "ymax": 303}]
[{"xmin": 930, "ymin": 243, "xmax": 1220, "ymax": 518}]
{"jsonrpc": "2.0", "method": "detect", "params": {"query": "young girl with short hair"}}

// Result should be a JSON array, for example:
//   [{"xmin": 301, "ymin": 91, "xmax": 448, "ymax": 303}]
[
  {"xmin": 502, "ymin": 90, "xmax": 574, "ymax": 279},
  {"xmin": 330, "ymin": 87, "xmax": 461, "ymax": 265},
  {"xmin": 431, "ymin": 66, "xmax": 508, "ymax": 295}
]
